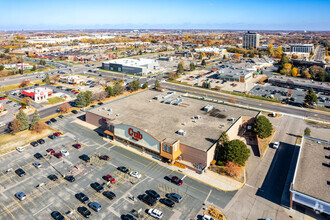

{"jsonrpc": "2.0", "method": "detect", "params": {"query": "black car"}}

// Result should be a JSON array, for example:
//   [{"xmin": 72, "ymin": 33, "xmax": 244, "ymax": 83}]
[
  {"xmin": 48, "ymin": 135, "xmax": 56, "ymax": 139},
  {"xmin": 71, "ymin": 110, "xmax": 78, "ymax": 114},
  {"xmin": 122, "ymin": 214, "xmax": 136, "ymax": 220},
  {"xmin": 117, "ymin": 166, "xmax": 129, "ymax": 173},
  {"xmin": 79, "ymin": 154, "xmax": 90, "ymax": 162},
  {"xmin": 51, "ymin": 211, "xmax": 65, "ymax": 220},
  {"xmin": 103, "ymin": 191, "xmax": 116, "ymax": 200},
  {"xmin": 58, "ymin": 115, "xmax": 64, "ymax": 119},
  {"xmin": 160, "ymin": 198, "xmax": 175, "ymax": 207},
  {"xmin": 75, "ymin": 192, "xmax": 90, "ymax": 204},
  {"xmin": 64, "ymin": 175, "xmax": 75, "ymax": 182},
  {"xmin": 146, "ymin": 190, "xmax": 160, "ymax": 200},
  {"xmin": 31, "ymin": 141, "xmax": 39, "ymax": 147},
  {"xmin": 48, "ymin": 174, "xmax": 58, "ymax": 181},
  {"xmin": 141, "ymin": 194, "xmax": 156, "ymax": 206},
  {"xmin": 34, "ymin": 153, "xmax": 43, "ymax": 159},
  {"xmin": 77, "ymin": 207, "xmax": 91, "ymax": 218},
  {"xmin": 37, "ymin": 139, "xmax": 45, "ymax": 144},
  {"xmin": 15, "ymin": 168, "xmax": 26, "ymax": 177},
  {"xmin": 50, "ymin": 118, "xmax": 57, "ymax": 123},
  {"xmin": 90, "ymin": 182, "xmax": 104, "ymax": 193},
  {"xmin": 90, "ymin": 105, "xmax": 96, "ymax": 108},
  {"xmin": 98, "ymin": 102, "xmax": 104, "ymax": 105},
  {"xmin": 66, "ymin": 88, "xmax": 72, "ymax": 92},
  {"xmin": 34, "ymin": 84, "xmax": 39, "ymax": 87}
]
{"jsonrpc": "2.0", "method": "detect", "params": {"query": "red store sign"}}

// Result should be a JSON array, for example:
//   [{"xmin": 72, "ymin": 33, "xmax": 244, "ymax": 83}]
[{"xmin": 128, "ymin": 128, "xmax": 143, "ymax": 141}]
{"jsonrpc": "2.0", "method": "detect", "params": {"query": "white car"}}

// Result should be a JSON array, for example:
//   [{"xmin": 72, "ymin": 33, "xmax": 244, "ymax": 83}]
[
  {"xmin": 33, "ymin": 162, "xmax": 41, "ymax": 168},
  {"xmin": 148, "ymin": 209, "xmax": 163, "ymax": 219},
  {"xmin": 16, "ymin": 147, "xmax": 25, "ymax": 152},
  {"xmin": 273, "ymin": 142, "xmax": 279, "ymax": 149},
  {"xmin": 60, "ymin": 150, "xmax": 69, "ymax": 156},
  {"xmin": 15, "ymin": 192, "xmax": 26, "ymax": 201},
  {"xmin": 129, "ymin": 171, "xmax": 141, "ymax": 179},
  {"xmin": 202, "ymin": 214, "xmax": 215, "ymax": 220}
]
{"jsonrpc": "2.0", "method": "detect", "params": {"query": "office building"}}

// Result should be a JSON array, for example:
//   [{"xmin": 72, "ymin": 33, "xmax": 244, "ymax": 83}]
[
  {"xmin": 290, "ymin": 44, "xmax": 314, "ymax": 53},
  {"xmin": 243, "ymin": 32, "xmax": 260, "ymax": 49},
  {"xmin": 102, "ymin": 58, "xmax": 159, "ymax": 75}
]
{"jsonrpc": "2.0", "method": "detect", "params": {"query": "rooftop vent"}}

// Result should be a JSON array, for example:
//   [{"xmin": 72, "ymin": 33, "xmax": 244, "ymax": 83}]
[
  {"xmin": 177, "ymin": 129, "xmax": 186, "ymax": 136},
  {"xmin": 203, "ymin": 104, "xmax": 214, "ymax": 112}
]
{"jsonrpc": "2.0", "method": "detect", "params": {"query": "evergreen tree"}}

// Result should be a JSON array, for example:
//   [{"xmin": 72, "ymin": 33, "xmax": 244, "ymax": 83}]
[
  {"xmin": 222, "ymin": 140, "xmax": 250, "ymax": 166},
  {"xmin": 84, "ymin": 91, "xmax": 93, "ymax": 105},
  {"xmin": 16, "ymin": 109, "xmax": 29, "ymax": 131},
  {"xmin": 201, "ymin": 59, "xmax": 206, "ymax": 66},
  {"xmin": 304, "ymin": 88, "xmax": 318, "ymax": 105},
  {"xmin": 177, "ymin": 63, "xmax": 184, "ymax": 74},
  {"xmin": 129, "ymin": 80, "xmax": 140, "ymax": 91},
  {"xmin": 113, "ymin": 82, "xmax": 123, "ymax": 95},
  {"xmin": 253, "ymin": 115, "xmax": 273, "ymax": 139},
  {"xmin": 154, "ymin": 79, "xmax": 160, "ymax": 90},
  {"xmin": 32, "ymin": 65, "xmax": 36, "ymax": 71},
  {"xmin": 223, "ymin": 55, "xmax": 226, "ymax": 59},
  {"xmin": 30, "ymin": 110, "xmax": 40, "ymax": 129},
  {"xmin": 75, "ymin": 93, "xmax": 87, "ymax": 107},
  {"xmin": 105, "ymin": 86, "xmax": 114, "ymax": 97},
  {"xmin": 142, "ymin": 82, "xmax": 148, "ymax": 89},
  {"xmin": 43, "ymin": 73, "xmax": 50, "ymax": 84},
  {"xmin": 190, "ymin": 63, "xmax": 195, "ymax": 71},
  {"xmin": 304, "ymin": 127, "xmax": 311, "ymax": 136}
]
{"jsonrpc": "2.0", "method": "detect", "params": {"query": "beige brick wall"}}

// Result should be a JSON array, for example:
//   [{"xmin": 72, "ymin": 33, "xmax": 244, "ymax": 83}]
[
  {"xmin": 226, "ymin": 116, "xmax": 243, "ymax": 140},
  {"xmin": 180, "ymin": 143, "xmax": 208, "ymax": 166}
]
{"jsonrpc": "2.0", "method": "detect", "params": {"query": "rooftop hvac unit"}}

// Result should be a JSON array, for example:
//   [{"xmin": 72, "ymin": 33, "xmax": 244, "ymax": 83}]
[
  {"xmin": 164, "ymin": 98, "xmax": 173, "ymax": 104},
  {"xmin": 177, "ymin": 129, "xmax": 186, "ymax": 136},
  {"xmin": 195, "ymin": 115, "xmax": 201, "ymax": 119},
  {"xmin": 203, "ymin": 104, "xmax": 214, "ymax": 112},
  {"xmin": 182, "ymin": 122, "xmax": 186, "ymax": 126},
  {"xmin": 174, "ymin": 99, "xmax": 183, "ymax": 105},
  {"xmin": 116, "ymin": 114, "xmax": 120, "ymax": 116},
  {"xmin": 108, "ymin": 108, "xmax": 112, "ymax": 112},
  {"xmin": 170, "ymin": 98, "xmax": 179, "ymax": 104}
]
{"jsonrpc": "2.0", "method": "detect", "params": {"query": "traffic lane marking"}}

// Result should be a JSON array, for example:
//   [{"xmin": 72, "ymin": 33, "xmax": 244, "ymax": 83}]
[
  {"xmin": 1, "ymin": 202, "xmax": 15, "ymax": 219},
  {"xmin": 110, "ymin": 148, "xmax": 147, "ymax": 167},
  {"xmin": 11, "ymin": 198, "xmax": 26, "ymax": 213}
]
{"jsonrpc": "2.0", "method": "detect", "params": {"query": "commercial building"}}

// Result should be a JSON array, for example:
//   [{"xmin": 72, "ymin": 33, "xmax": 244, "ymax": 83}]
[
  {"xmin": 243, "ymin": 32, "xmax": 260, "ymax": 49},
  {"xmin": 60, "ymin": 75, "xmax": 84, "ymax": 85},
  {"xmin": 216, "ymin": 62, "xmax": 258, "ymax": 82},
  {"xmin": 85, "ymin": 90, "xmax": 258, "ymax": 170},
  {"xmin": 195, "ymin": 47, "xmax": 226, "ymax": 55},
  {"xmin": 102, "ymin": 58, "xmax": 159, "ymax": 75},
  {"xmin": 21, "ymin": 87, "xmax": 53, "ymax": 102},
  {"xmin": 290, "ymin": 136, "xmax": 330, "ymax": 215},
  {"xmin": 290, "ymin": 44, "xmax": 314, "ymax": 53}
]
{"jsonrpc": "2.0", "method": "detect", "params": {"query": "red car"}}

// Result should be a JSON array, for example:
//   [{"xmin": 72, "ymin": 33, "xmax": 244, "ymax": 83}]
[
  {"xmin": 170, "ymin": 176, "xmax": 183, "ymax": 186},
  {"xmin": 71, "ymin": 90, "xmax": 76, "ymax": 93},
  {"xmin": 46, "ymin": 148, "xmax": 55, "ymax": 155},
  {"xmin": 74, "ymin": 92, "xmax": 79, "ymax": 94},
  {"xmin": 0, "ymin": 97, "xmax": 6, "ymax": 100},
  {"xmin": 19, "ymin": 106, "xmax": 26, "ymax": 110},
  {"xmin": 54, "ymin": 152, "xmax": 62, "ymax": 158},
  {"xmin": 53, "ymin": 132, "xmax": 61, "ymax": 137},
  {"xmin": 72, "ymin": 144, "xmax": 81, "ymax": 149},
  {"xmin": 105, "ymin": 174, "xmax": 115, "ymax": 184},
  {"xmin": 99, "ymin": 155, "xmax": 110, "ymax": 161}
]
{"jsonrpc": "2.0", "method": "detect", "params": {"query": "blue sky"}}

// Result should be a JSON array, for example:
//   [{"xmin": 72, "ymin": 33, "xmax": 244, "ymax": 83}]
[{"xmin": 0, "ymin": 0, "xmax": 329, "ymax": 30}]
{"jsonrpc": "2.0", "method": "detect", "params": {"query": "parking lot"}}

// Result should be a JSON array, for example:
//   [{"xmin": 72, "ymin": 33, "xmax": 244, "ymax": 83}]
[{"xmin": 0, "ymin": 112, "xmax": 236, "ymax": 220}]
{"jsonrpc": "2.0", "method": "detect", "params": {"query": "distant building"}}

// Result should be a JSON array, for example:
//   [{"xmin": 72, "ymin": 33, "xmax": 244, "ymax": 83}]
[
  {"xmin": 60, "ymin": 75, "xmax": 84, "ymax": 84},
  {"xmin": 290, "ymin": 44, "xmax": 314, "ymax": 53},
  {"xmin": 102, "ymin": 58, "xmax": 159, "ymax": 75},
  {"xmin": 4, "ymin": 63, "xmax": 33, "ymax": 70},
  {"xmin": 21, "ymin": 87, "xmax": 53, "ymax": 102},
  {"xmin": 243, "ymin": 32, "xmax": 260, "ymax": 49},
  {"xmin": 195, "ymin": 47, "xmax": 226, "ymax": 55}
]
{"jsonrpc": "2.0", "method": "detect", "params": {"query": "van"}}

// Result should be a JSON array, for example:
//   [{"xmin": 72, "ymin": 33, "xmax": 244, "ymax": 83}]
[{"xmin": 202, "ymin": 214, "xmax": 215, "ymax": 220}]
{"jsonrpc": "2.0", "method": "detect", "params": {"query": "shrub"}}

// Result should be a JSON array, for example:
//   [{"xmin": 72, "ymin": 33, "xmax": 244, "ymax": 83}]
[{"xmin": 225, "ymin": 162, "xmax": 241, "ymax": 177}]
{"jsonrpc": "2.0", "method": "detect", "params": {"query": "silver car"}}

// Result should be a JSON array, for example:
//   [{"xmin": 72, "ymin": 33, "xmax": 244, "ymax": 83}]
[
  {"xmin": 15, "ymin": 192, "xmax": 26, "ymax": 201},
  {"xmin": 88, "ymin": 202, "xmax": 101, "ymax": 212}
]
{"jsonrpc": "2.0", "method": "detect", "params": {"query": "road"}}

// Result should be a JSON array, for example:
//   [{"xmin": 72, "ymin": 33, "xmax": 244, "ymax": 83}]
[
  {"xmin": 314, "ymin": 45, "xmax": 325, "ymax": 61},
  {"xmin": 164, "ymin": 82, "xmax": 330, "ymax": 122}
]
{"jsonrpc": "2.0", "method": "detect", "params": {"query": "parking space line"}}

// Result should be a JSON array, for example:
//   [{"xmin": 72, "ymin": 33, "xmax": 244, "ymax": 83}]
[
  {"xmin": 11, "ymin": 198, "xmax": 26, "ymax": 213},
  {"xmin": 110, "ymin": 149, "xmax": 146, "ymax": 166},
  {"xmin": 33, "ymin": 202, "xmax": 53, "ymax": 216},
  {"xmin": 26, "ymin": 197, "xmax": 36, "ymax": 207},
  {"xmin": 1, "ymin": 172, "xmax": 13, "ymax": 183},
  {"xmin": 1, "ymin": 202, "xmax": 15, "ymax": 219}
]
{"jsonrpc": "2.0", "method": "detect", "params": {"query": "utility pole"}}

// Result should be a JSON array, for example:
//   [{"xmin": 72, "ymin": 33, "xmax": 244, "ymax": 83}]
[{"xmin": 21, "ymin": 54, "xmax": 24, "ymax": 75}]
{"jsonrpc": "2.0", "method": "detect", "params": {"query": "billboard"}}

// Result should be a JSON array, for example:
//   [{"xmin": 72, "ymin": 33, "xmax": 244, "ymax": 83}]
[{"xmin": 114, "ymin": 124, "xmax": 160, "ymax": 153}]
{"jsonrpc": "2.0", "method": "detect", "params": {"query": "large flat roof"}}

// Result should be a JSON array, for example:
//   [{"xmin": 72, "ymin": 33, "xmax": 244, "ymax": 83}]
[
  {"xmin": 88, "ymin": 90, "xmax": 259, "ymax": 151},
  {"xmin": 292, "ymin": 137, "xmax": 330, "ymax": 203}
]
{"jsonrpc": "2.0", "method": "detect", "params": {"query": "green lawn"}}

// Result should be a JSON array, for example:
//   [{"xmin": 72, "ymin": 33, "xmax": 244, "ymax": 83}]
[{"xmin": 47, "ymin": 97, "xmax": 65, "ymax": 105}]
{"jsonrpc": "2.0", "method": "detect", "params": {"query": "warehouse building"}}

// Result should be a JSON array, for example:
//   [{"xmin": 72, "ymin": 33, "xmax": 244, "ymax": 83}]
[
  {"xmin": 290, "ymin": 136, "xmax": 330, "ymax": 215},
  {"xmin": 85, "ymin": 90, "xmax": 258, "ymax": 170},
  {"xmin": 102, "ymin": 58, "xmax": 159, "ymax": 75}
]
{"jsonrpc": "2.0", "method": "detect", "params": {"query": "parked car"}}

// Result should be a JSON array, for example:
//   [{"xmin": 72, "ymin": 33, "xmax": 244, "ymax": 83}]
[
  {"xmin": 37, "ymin": 139, "xmax": 45, "ymax": 144},
  {"xmin": 60, "ymin": 150, "xmax": 69, "ymax": 156},
  {"xmin": 47, "ymin": 148, "xmax": 55, "ymax": 155},
  {"xmin": 54, "ymin": 152, "xmax": 63, "ymax": 158},
  {"xmin": 99, "ymin": 155, "xmax": 110, "ymax": 160},
  {"xmin": 54, "ymin": 132, "xmax": 61, "ymax": 136},
  {"xmin": 160, "ymin": 198, "xmax": 175, "ymax": 207},
  {"xmin": 148, "ymin": 209, "xmax": 163, "ymax": 219},
  {"xmin": 170, "ymin": 176, "xmax": 183, "ymax": 186},
  {"xmin": 122, "ymin": 214, "xmax": 136, "ymax": 220},
  {"xmin": 45, "ymin": 121, "xmax": 51, "ymax": 125},
  {"xmin": 71, "ymin": 110, "xmax": 78, "ymax": 114},
  {"xmin": 77, "ymin": 207, "xmax": 91, "ymax": 218},
  {"xmin": 50, "ymin": 118, "xmax": 57, "ymax": 123},
  {"xmin": 166, "ymin": 193, "xmax": 182, "ymax": 203},
  {"xmin": 15, "ymin": 168, "xmax": 26, "ymax": 177},
  {"xmin": 48, "ymin": 135, "xmax": 56, "ymax": 139},
  {"xmin": 79, "ymin": 154, "xmax": 90, "ymax": 162},
  {"xmin": 146, "ymin": 190, "xmax": 160, "ymax": 200},
  {"xmin": 90, "ymin": 182, "xmax": 104, "ymax": 193},
  {"xmin": 141, "ymin": 194, "xmax": 156, "ymax": 206},
  {"xmin": 58, "ymin": 115, "xmax": 64, "ymax": 119},
  {"xmin": 129, "ymin": 171, "xmax": 141, "ymax": 179},
  {"xmin": 31, "ymin": 141, "xmax": 39, "ymax": 147},
  {"xmin": 103, "ymin": 191, "xmax": 116, "ymax": 200},
  {"xmin": 75, "ymin": 192, "xmax": 90, "ymax": 204},
  {"xmin": 64, "ymin": 175, "xmax": 75, "ymax": 182},
  {"xmin": 48, "ymin": 174, "xmax": 58, "ymax": 181},
  {"xmin": 16, "ymin": 147, "xmax": 24, "ymax": 152},
  {"xmin": 51, "ymin": 211, "xmax": 64, "ymax": 220},
  {"xmin": 34, "ymin": 153, "xmax": 43, "ymax": 159},
  {"xmin": 104, "ymin": 174, "xmax": 116, "ymax": 184},
  {"xmin": 73, "ymin": 143, "xmax": 82, "ymax": 149},
  {"xmin": 273, "ymin": 142, "xmax": 279, "ymax": 149},
  {"xmin": 15, "ymin": 192, "xmax": 26, "ymax": 201},
  {"xmin": 33, "ymin": 162, "xmax": 41, "ymax": 168},
  {"xmin": 88, "ymin": 202, "xmax": 101, "ymax": 212},
  {"xmin": 117, "ymin": 166, "xmax": 129, "ymax": 173}
]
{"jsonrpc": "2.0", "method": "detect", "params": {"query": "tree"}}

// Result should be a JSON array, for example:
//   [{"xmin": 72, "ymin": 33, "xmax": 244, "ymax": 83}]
[
  {"xmin": 10, "ymin": 119, "xmax": 22, "ymax": 134},
  {"xmin": 228, "ymin": 97, "xmax": 236, "ymax": 104},
  {"xmin": 142, "ymin": 82, "xmax": 148, "ymax": 89},
  {"xmin": 225, "ymin": 162, "xmax": 242, "ymax": 177},
  {"xmin": 304, "ymin": 88, "xmax": 318, "ymax": 105},
  {"xmin": 4, "ymin": 48, "xmax": 9, "ymax": 53},
  {"xmin": 129, "ymin": 80, "xmax": 140, "ymax": 92},
  {"xmin": 223, "ymin": 55, "xmax": 226, "ymax": 60},
  {"xmin": 43, "ymin": 73, "xmax": 50, "ymax": 84},
  {"xmin": 280, "ymin": 63, "xmax": 292, "ymax": 76},
  {"xmin": 84, "ymin": 91, "xmax": 92, "ymax": 105},
  {"xmin": 304, "ymin": 127, "xmax": 311, "ymax": 137},
  {"xmin": 201, "ymin": 59, "xmax": 206, "ymax": 66},
  {"xmin": 190, "ymin": 62, "xmax": 195, "ymax": 71},
  {"xmin": 16, "ymin": 109, "xmax": 29, "ymax": 131},
  {"xmin": 253, "ymin": 115, "xmax": 273, "ymax": 139},
  {"xmin": 291, "ymin": 67, "xmax": 299, "ymax": 77},
  {"xmin": 32, "ymin": 122, "xmax": 47, "ymax": 134},
  {"xmin": 19, "ymin": 79, "xmax": 30, "ymax": 88},
  {"xmin": 168, "ymin": 72, "xmax": 176, "ymax": 80},
  {"xmin": 177, "ymin": 63, "xmax": 184, "ymax": 74},
  {"xmin": 60, "ymin": 103, "xmax": 70, "ymax": 113},
  {"xmin": 92, "ymin": 92, "xmax": 107, "ymax": 101},
  {"xmin": 31, "ymin": 65, "xmax": 36, "ymax": 71},
  {"xmin": 113, "ymin": 82, "xmax": 123, "ymax": 95},
  {"xmin": 75, "ymin": 93, "xmax": 87, "ymax": 107},
  {"xmin": 219, "ymin": 132, "xmax": 229, "ymax": 145},
  {"xmin": 0, "ymin": 65, "xmax": 4, "ymax": 71},
  {"xmin": 154, "ymin": 79, "xmax": 160, "ymax": 90},
  {"xmin": 105, "ymin": 86, "xmax": 114, "ymax": 97},
  {"xmin": 222, "ymin": 140, "xmax": 250, "ymax": 166},
  {"xmin": 30, "ymin": 110, "xmax": 40, "ymax": 129}
]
